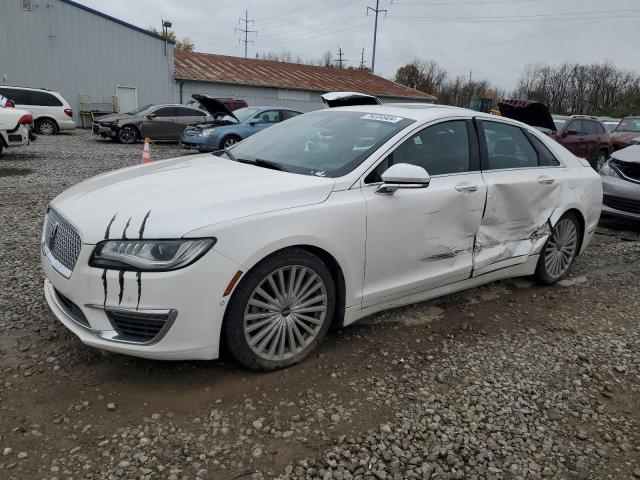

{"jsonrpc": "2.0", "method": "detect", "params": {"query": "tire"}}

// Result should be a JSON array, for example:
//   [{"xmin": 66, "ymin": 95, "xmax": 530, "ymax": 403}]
[
  {"xmin": 534, "ymin": 212, "xmax": 581, "ymax": 285},
  {"xmin": 222, "ymin": 248, "xmax": 336, "ymax": 371},
  {"xmin": 36, "ymin": 118, "xmax": 58, "ymax": 136},
  {"xmin": 219, "ymin": 135, "xmax": 241, "ymax": 150},
  {"xmin": 595, "ymin": 150, "xmax": 608, "ymax": 171},
  {"xmin": 0, "ymin": 142, "xmax": 3, "ymax": 156},
  {"xmin": 117, "ymin": 125, "xmax": 138, "ymax": 144}
]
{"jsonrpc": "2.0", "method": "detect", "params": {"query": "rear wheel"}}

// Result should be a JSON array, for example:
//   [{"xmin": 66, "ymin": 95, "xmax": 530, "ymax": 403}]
[
  {"xmin": 222, "ymin": 249, "xmax": 335, "ymax": 371},
  {"xmin": 117, "ymin": 126, "xmax": 138, "ymax": 144},
  {"xmin": 36, "ymin": 118, "xmax": 57, "ymax": 136},
  {"xmin": 534, "ymin": 212, "xmax": 580, "ymax": 285}
]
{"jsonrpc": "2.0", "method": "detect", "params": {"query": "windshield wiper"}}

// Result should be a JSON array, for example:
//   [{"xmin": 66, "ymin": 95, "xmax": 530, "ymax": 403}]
[{"xmin": 222, "ymin": 148, "xmax": 287, "ymax": 171}]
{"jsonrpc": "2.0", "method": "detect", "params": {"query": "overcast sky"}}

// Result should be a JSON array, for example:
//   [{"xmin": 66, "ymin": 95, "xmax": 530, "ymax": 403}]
[{"xmin": 77, "ymin": 0, "xmax": 639, "ymax": 91}]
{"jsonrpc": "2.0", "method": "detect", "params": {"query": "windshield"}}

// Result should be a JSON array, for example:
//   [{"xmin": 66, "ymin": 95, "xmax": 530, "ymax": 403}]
[
  {"xmin": 233, "ymin": 107, "xmax": 261, "ymax": 123},
  {"xmin": 614, "ymin": 118, "xmax": 640, "ymax": 132},
  {"xmin": 553, "ymin": 119, "xmax": 565, "ymax": 130},
  {"xmin": 127, "ymin": 104, "xmax": 154, "ymax": 115},
  {"xmin": 226, "ymin": 110, "xmax": 415, "ymax": 177}
]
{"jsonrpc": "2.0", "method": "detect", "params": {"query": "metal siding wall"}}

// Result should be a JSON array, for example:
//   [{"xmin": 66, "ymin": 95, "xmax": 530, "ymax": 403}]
[{"xmin": 0, "ymin": 0, "xmax": 176, "ymax": 122}]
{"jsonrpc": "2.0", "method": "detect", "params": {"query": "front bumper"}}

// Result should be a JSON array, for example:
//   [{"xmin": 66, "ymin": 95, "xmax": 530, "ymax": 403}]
[
  {"xmin": 601, "ymin": 176, "xmax": 640, "ymax": 220},
  {"xmin": 179, "ymin": 134, "xmax": 215, "ymax": 152},
  {"xmin": 92, "ymin": 123, "xmax": 117, "ymax": 138},
  {"xmin": 42, "ymin": 242, "xmax": 242, "ymax": 360}
]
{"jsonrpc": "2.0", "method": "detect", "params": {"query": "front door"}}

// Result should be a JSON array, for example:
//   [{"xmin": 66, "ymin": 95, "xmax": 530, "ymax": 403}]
[
  {"xmin": 361, "ymin": 119, "xmax": 486, "ymax": 307},
  {"xmin": 560, "ymin": 119, "xmax": 587, "ymax": 158},
  {"xmin": 474, "ymin": 119, "xmax": 565, "ymax": 275},
  {"xmin": 248, "ymin": 110, "xmax": 280, "ymax": 136}
]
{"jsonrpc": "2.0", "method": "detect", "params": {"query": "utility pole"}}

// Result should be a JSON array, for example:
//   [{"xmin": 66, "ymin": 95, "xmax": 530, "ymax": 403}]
[
  {"xmin": 236, "ymin": 10, "xmax": 256, "ymax": 58},
  {"xmin": 333, "ymin": 47, "xmax": 348, "ymax": 69},
  {"xmin": 359, "ymin": 47, "xmax": 366, "ymax": 70},
  {"xmin": 367, "ymin": 0, "xmax": 387, "ymax": 74}
]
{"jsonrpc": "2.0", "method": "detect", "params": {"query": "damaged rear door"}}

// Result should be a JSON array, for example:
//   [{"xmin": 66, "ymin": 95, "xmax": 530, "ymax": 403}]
[{"xmin": 474, "ymin": 119, "xmax": 565, "ymax": 275}]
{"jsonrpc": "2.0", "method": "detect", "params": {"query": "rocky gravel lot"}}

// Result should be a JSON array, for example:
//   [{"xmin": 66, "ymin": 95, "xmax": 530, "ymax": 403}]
[{"xmin": 0, "ymin": 130, "xmax": 639, "ymax": 480}]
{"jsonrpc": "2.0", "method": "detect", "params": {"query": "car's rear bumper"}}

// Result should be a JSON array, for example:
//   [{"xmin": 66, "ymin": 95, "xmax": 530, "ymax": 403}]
[
  {"xmin": 601, "ymin": 176, "xmax": 640, "ymax": 219},
  {"xmin": 58, "ymin": 119, "xmax": 76, "ymax": 130}
]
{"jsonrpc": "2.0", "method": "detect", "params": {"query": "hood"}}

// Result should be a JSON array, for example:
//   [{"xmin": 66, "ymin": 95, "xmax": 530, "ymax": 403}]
[
  {"xmin": 50, "ymin": 155, "xmax": 335, "ymax": 244},
  {"xmin": 611, "ymin": 131, "xmax": 640, "ymax": 142},
  {"xmin": 611, "ymin": 145, "xmax": 640, "ymax": 164},
  {"xmin": 321, "ymin": 92, "xmax": 382, "ymax": 108},
  {"xmin": 497, "ymin": 99, "xmax": 557, "ymax": 132},
  {"xmin": 191, "ymin": 94, "xmax": 238, "ymax": 121},
  {"xmin": 95, "ymin": 113, "xmax": 131, "ymax": 123}
]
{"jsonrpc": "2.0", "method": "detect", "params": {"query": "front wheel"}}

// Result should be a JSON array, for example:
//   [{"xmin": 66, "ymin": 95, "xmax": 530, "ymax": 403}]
[
  {"xmin": 222, "ymin": 249, "xmax": 335, "ymax": 371},
  {"xmin": 117, "ymin": 126, "xmax": 138, "ymax": 144},
  {"xmin": 534, "ymin": 213, "xmax": 581, "ymax": 285},
  {"xmin": 220, "ymin": 135, "xmax": 240, "ymax": 149}
]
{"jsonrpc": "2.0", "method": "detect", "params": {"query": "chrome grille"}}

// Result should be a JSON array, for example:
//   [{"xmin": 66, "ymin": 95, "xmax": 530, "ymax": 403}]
[{"xmin": 44, "ymin": 209, "xmax": 82, "ymax": 276}]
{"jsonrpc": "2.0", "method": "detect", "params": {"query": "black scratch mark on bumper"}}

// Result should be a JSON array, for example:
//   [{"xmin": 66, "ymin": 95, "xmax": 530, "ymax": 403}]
[
  {"xmin": 122, "ymin": 216, "xmax": 132, "ymax": 239},
  {"xmin": 102, "ymin": 269, "xmax": 108, "ymax": 306},
  {"xmin": 118, "ymin": 270, "xmax": 125, "ymax": 305},
  {"xmin": 136, "ymin": 272, "xmax": 142, "ymax": 310}
]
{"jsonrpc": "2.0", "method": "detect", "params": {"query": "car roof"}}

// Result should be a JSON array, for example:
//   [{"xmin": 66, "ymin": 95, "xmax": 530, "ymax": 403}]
[
  {"xmin": 324, "ymin": 104, "xmax": 499, "ymax": 123},
  {"xmin": 1, "ymin": 85, "xmax": 62, "ymax": 95}
]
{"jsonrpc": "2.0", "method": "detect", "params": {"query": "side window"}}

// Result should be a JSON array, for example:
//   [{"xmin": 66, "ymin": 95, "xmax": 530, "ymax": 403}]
[
  {"xmin": 528, "ymin": 134, "xmax": 560, "ymax": 167},
  {"xmin": 152, "ymin": 107, "xmax": 176, "ymax": 117},
  {"xmin": 365, "ymin": 120, "xmax": 470, "ymax": 183},
  {"xmin": 282, "ymin": 110, "xmax": 302, "ymax": 121},
  {"xmin": 175, "ymin": 107, "xmax": 203, "ymax": 117},
  {"xmin": 254, "ymin": 110, "xmax": 279, "ymax": 123},
  {"xmin": 583, "ymin": 121, "xmax": 597, "ymax": 135},
  {"xmin": 595, "ymin": 122, "xmax": 606, "ymax": 135},
  {"xmin": 567, "ymin": 120, "xmax": 584, "ymax": 135},
  {"xmin": 483, "ymin": 121, "xmax": 538, "ymax": 170},
  {"xmin": 2, "ymin": 88, "xmax": 31, "ymax": 105},
  {"xmin": 30, "ymin": 91, "xmax": 63, "ymax": 107}
]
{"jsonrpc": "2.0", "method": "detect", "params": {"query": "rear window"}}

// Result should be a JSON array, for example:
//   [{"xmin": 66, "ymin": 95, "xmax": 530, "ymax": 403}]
[{"xmin": 29, "ymin": 90, "xmax": 63, "ymax": 107}]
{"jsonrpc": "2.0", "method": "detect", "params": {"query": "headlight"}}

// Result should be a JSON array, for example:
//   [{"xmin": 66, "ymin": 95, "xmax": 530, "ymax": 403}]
[
  {"xmin": 632, "ymin": 137, "xmax": 640, "ymax": 144},
  {"xmin": 599, "ymin": 161, "xmax": 621, "ymax": 178},
  {"xmin": 199, "ymin": 127, "xmax": 215, "ymax": 136},
  {"xmin": 90, "ymin": 238, "xmax": 216, "ymax": 271}
]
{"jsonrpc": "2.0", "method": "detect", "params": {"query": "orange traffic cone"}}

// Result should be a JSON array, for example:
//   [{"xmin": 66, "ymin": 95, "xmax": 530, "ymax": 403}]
[{"xmin": 141, "ymin": 138, "xmax": 151, "ymax": 164}]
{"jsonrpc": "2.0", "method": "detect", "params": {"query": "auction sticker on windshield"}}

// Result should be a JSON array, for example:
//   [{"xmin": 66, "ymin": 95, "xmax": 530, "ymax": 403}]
[{"xmin": 360, "ymin": 114, "xmax": 404, "ymax": 123}]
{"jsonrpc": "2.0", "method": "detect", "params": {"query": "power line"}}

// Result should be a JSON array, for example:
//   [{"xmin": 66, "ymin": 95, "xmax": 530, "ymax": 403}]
[
  {"xmin": 236, "ymin": 10, "xmax": 257, "ymax": 58},
  {"xmin": 334, "ymin": 46, "xmax": 348, "ymax": 68},
  {"xmin": 256, "ymin": 18, "xmax": 371, "ymax": 49},
  {"xmin": 367, "ymin": 0, "xmax": 388, "ymax": 73}
]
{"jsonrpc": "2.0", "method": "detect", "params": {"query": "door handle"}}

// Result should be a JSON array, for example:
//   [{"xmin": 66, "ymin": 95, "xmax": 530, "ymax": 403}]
[
  {"xmin": 537, "ymin": 175, "xmax": 554, "ymax": 185},
  {"xmin": 455, "ymin": 182, "xmax": 478, "ymax": 193}
]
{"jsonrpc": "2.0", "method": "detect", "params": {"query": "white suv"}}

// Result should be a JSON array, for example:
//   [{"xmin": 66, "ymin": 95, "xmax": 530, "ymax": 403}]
[
  {"xmin": 0, "ymin": 86, "xmax": 75, "ymax": 135},
  {"xmin": 0, "ymin": 96, "xmax": 35, "ymax": 156}
]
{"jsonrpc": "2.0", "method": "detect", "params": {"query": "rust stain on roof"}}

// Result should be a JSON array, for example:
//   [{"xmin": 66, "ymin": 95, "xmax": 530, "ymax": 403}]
[{"xmin": 175, "ymin": 51, "xmax": 433, "ymax": 100}]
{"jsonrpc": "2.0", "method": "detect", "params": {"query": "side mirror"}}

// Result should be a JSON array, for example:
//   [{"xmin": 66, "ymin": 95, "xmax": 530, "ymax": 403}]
[
  {"xmin": 146, "ymin": 113, "xmax": 157, "ymax": 119},
  {"xmin": 376, "ymin": 163, "xmax": 430, "ymax": 195}
]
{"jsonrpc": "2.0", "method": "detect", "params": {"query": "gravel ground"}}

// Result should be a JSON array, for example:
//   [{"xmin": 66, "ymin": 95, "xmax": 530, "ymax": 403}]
[{"xmin": 0, "ymin": 130, "xmax": 639, "ymax": 480}]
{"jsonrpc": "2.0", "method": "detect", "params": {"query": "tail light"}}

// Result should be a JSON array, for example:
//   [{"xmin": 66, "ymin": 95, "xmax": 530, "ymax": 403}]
[
  {"xmin": 18, "ymin": 114, "xmax": 33, "ymax": 126},
  {"xmin": 64, "ymin": 108, "xmax": 73, "ymax": 118},
  {"xmin": 5, "ymin": 100, "xmax": 15, "ymax": 108}
]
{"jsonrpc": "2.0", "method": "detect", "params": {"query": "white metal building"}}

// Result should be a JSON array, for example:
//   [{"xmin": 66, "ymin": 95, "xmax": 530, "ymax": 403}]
[
  {"xmin": 175, "ymin": 51, "xmax": 435, "ymax": 112},
  {"xmin": 0, "ymin": 0, "xmax": 176, "ymax": 122}
]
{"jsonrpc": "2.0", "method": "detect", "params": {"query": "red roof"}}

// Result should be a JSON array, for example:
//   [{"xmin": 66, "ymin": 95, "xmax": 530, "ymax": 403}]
[{"xmin": 174, "ymin": 51, "xmax": 433, "ymax": 100}]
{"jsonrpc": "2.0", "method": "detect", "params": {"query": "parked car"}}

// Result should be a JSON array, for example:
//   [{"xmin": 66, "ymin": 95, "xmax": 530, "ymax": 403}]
[
  {"xmin": 599, "ymin": 145, "xmax": 640, "ymax": 220},
  {"xmin": 41, "ymin": 100, "xmax": 602, "ymax": 370},
  {"xmin": 180, "ymin": 102, "xmax": 303, "ymax": 152},
  {"xmin": 602, "ymin": 121, "xmax": 620, "ymax": 133},
  {"xmin": 610, "ymin": 116, "xmax": 640, "ymax": 151},
  {"xmin": 92, "ymin": 97, "xmax": 227, "ymax": 144},
  {"xmin": 185, "ymin": 96, "xmax": 248, "ymax": 112},
  {"xmin": 0, "ymin": 85, "xmax": 75, "ymax": 135},
  {"xmin": 498, "ymin": 100, "xmax": 611, "ymax": 169},
  {"xmin": 0, "ymin": 95, "xmax": 36, "ymax": 156}
]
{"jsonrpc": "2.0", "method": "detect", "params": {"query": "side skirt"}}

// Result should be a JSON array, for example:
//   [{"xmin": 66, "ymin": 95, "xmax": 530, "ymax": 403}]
[{"xmin": 343, "ymin": 255, "xmax": 539, "ymax": 326}]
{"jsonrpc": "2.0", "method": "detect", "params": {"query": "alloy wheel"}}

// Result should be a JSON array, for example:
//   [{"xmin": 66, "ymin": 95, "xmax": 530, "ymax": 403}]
[
  {"xmin": 544, "ymin": 218, "xmax": 578, "ymax": 278},
  {"xmin": 119, "ymin": 127, "xmax": 137, "ymax": 144},
  {"xmin": 243, "ymin": 265, "xmax": 328, "ymax": 361},
  {"xmin": 38, "ymin": 121, "xmax": 55, "ymax": 135},
  {"xmin": 223, "ymin": 137, "xmax": 238, "ymax": 148}
]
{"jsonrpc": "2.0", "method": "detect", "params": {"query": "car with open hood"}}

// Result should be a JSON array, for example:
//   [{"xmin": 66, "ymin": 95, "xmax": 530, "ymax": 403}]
[
  {"xmin": 180, "ymin": 102, "xmax": 303, "ymax": 152},
  {"xmin": 610, "ymin": 116, "xmax": 640, "ymax": 151},
  {"xmin": 498, "ymin": 100, "xmax": 611, "ymax": 169},
  {"xmin": 599, "ymin": 145, "xmax": 640, "ymax": 220},
  {"xmin": 42, "ymin": 100, "xmax": 602, "ymax": 371},
  {"xmin": 91, "ymin": 95, "xmax": 233, "ymax": 144}
]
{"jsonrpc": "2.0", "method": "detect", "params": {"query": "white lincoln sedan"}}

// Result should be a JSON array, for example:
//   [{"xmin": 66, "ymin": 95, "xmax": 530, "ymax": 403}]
[{"xmin": 42, "ymin": 103, "xmax": 602, "ymax": 370}]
